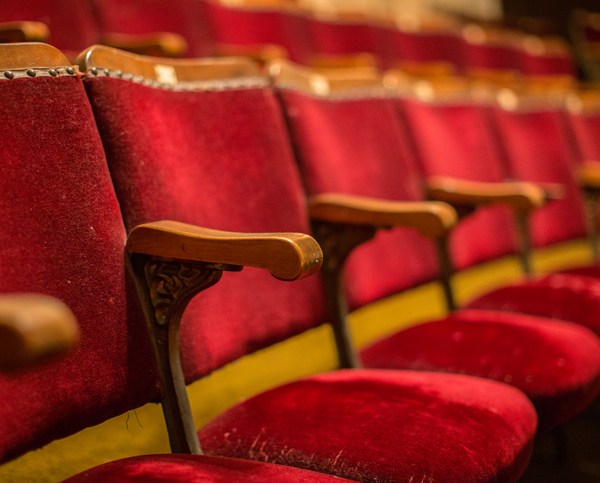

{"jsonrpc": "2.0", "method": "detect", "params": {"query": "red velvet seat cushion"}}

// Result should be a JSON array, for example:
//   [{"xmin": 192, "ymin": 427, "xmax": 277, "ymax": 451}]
[
  {"xmin": 66, "ymin": 454, "xmax": 350, "ymax": 482},
  {"xmin": 467, "ymin": 274, "xmax": 600, "ymax": 334},
  {"xmin": 361, "ymin": 309, "xmax": 600, "ymax": 431},
  {"xmin": 200, "ymin": 370, "xmax": 536, "ymax": 481},
  {"xmin": 560, "ymin": 265, "xmax": 600, "ymax": 278}
]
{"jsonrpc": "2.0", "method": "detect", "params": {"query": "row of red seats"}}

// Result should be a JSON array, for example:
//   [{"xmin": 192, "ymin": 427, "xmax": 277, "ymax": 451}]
[
  {"xmin": 0, "ymin": 0, "xmax": 576, "ymax": 77},
  {"xmin": 1, "ymin": 42, "xmax": 600, "ymax": 481}
]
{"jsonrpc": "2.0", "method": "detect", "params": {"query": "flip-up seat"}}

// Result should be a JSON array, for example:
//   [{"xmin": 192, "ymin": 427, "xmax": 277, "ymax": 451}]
[
  {"xmin": 78, "ymin": 44, "xmax": 538, "ymax": 481},
  {"xmin": 270, "ymin": 60, "xmax": 600, "ymax": 431}
]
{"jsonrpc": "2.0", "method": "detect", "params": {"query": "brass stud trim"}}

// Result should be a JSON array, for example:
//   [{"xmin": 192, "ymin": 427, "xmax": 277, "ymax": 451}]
[{"xmin": 0, "ymin": 66, "xmax": 78, "ymax": 80}]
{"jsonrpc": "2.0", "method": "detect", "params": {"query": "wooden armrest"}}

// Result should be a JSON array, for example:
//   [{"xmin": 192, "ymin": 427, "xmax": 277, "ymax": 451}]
[
  {"xmin": 577, "ymin": 163, "xmax": 600, "ymax": 191},
  {"xmin": 426, "ymin": 177, "xmax": 545, "ymax": 212},
  {"xmin": 0, "ymin": 295, "xmax": 79, "ymax": 371},
  {"xmin": 308, "ymin": 193, "xmax": 457, "ymax": 238},
  {"xmin": 0, "ymin": 21, "xmax": 49, "ymax": 43},
  {"xmin": 126, "ymin": 220, "xmax": 322, "ymax": 281},
  {"xmin": 99, "ymin": 32, "xmax": 188, "ymax": 58}
]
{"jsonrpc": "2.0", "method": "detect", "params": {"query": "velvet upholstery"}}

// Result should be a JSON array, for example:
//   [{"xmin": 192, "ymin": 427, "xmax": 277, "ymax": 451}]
[
  {"xmin": 91, "ymin": 0, "xmax": 215, "ymax": 57},
  {"xmin": 85, "ymin": 78, "xmax": 327, "ymax": 381},
  {"xmin": 467, "ymin": 274, "xmax": 600, "ymax": 335},
  {"xmin": 278, "ymin": 89, "xmax": 439, "ymax": 308},
  {"xmin": 203, "ymin": 1, "xmax": 312, "ymax": 62},
  {"xmin": 200, "ymin": 370, "xmax": 536, "ymax": 482},
  {"xmin": 66, "ymin": 455, "xmax": 351, "ymax": 482},
  {"xmin": 0, "ymin": 75, "xmax": 158, "ymax": 462},
  {"xmin": 517, "ymin": 48, "xmax": 575, "ymax": 76},
  {"xmin": 397, "ymin": 98, "xmax": 518, "ymax": 269},
  {"xmin": 461, "ymin": 39, "xmax": 518, "ymax": 72},
  {"xmin": 85, "ymin": 73, "xmax": 538, "ymax": 481},
  {"xmin": 568, "ymin": 107, "xmax": 600, "ymax": 163},
  {"xmin": 378, "ymin": 27, "xmax": 464, "ymax": 70},
  {"xmin": 361, "ymin": 309, "xmax": 600, "ymax": 430},
  {"xmin": 306, "ymin": 18, "xmax": 378, "ymax": 58},
  {"xmin": 277, "ymin": 86, "xmax": 600, "ymax": 430},
  {"xmin": 488, "ymin": 106, "xmax": 587, "ymax": 247},
  {"xmin": 0, "ymin": 0, "xmax": 99, "ymax": 54}
]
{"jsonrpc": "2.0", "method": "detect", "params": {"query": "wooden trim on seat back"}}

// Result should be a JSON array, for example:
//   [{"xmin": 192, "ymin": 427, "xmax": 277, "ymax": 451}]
[
  {"xmin": 77, "ymin": 44, "xmax": 263, "ymax": 86},
  {"xmin": 0, "ymin": 42, "xmax": 74, "ymax": 72}
]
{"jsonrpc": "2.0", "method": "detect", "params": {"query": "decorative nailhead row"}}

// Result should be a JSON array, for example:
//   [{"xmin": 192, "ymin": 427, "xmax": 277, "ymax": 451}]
[
  {"xmin": 85, "ymin": 67, "xmax": 271, "ymax": 92},
  {"xmin": 0, "ymin": 66, "xmax": 78, "ymax": 80}
]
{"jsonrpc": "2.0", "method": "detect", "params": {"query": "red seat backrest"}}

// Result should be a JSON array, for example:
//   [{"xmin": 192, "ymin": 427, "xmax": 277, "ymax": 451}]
[
  {"xmin": 83, "ymin": 56, "xmax": 327, "ymax": 382},
  {"xmin": 203, "ymin": 1, "xmax": 312, "ymax": 62},
  {"xmin": 0, "ymin": 0, "xmax": 99, "ymax": 55},
  {"xmin": 0, "ymin": 44, "xmax": 158, "ymax": 462},
  {"xmin": 394, "ymin": 82, "xmax": 518, "ymax": 269},
  {"xmin": 489, "ymin": 90, "xmax": 587, "ymax": 247},
  {"xmin": 566, "ymin": 92, "xmax": 600, "ymax": 163},
  {"xmin": 91, "ymin": 0, "xmax": 215, "ymax": 57},
  {"xmin": 274, "ymin": 65, "xmax": 439, "ymax": 308}
]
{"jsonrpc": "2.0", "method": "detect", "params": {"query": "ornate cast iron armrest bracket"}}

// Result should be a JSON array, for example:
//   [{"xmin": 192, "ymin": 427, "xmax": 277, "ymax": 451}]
[
  {"xmin": 426, "ymin": 176, "xmax": 546, "ymax": 275},
  {"xmin": 99, "ymin": 32, "xmax": 188, "ymax": 58},
  {"xmin": 0, "ymin": 22, "xmax": 49, "ymax": 43},
  {"xmin": 0, "ymin": 294, "xmax": 79, "ymax": 371},
  {"xmin": 127, "ymin": 220, "xmax": 323, "ymax": 455},
  {"xmin": 309, "ymin": 194, "xmax": 459, "ymax": 370}
]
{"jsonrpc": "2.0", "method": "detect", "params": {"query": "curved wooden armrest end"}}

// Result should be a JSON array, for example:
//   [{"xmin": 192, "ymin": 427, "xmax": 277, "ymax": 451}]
[
  {"xmin": 0, "ymin": 21, "xmax": 50, "ymax": 43},
  {"xmin": 100, "ymin": 32, "xmax": 188, "ymax": 58},
  {"xmin": 126, "ymin": 220, "xmax": 322, "ymax": 281},
  {"xmin": 577, "ymin": 163, "xmax": 600, "ymax": 191},
  {"xmin": 426, "ymin": 177, "xmax": 545, "ymax": 212},
  {"xmin": 0, "ymin": 295, "xmax": 79, "ymax": 371},
  {"xmin": 308, "ymin": 193, "xmax": 457, "ymax": 238}
]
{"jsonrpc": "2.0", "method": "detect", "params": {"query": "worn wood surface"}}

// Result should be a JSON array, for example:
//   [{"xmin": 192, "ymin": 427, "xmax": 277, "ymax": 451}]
[{"xmin": 127, "ymin": 220, "xmax": 323, "ymax": 281}]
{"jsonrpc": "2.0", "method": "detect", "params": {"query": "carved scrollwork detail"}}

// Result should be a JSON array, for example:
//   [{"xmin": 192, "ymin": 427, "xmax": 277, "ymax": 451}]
[{"xmin": 144, "ymin": 260, "xmax": 222, "ymax": 326}]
